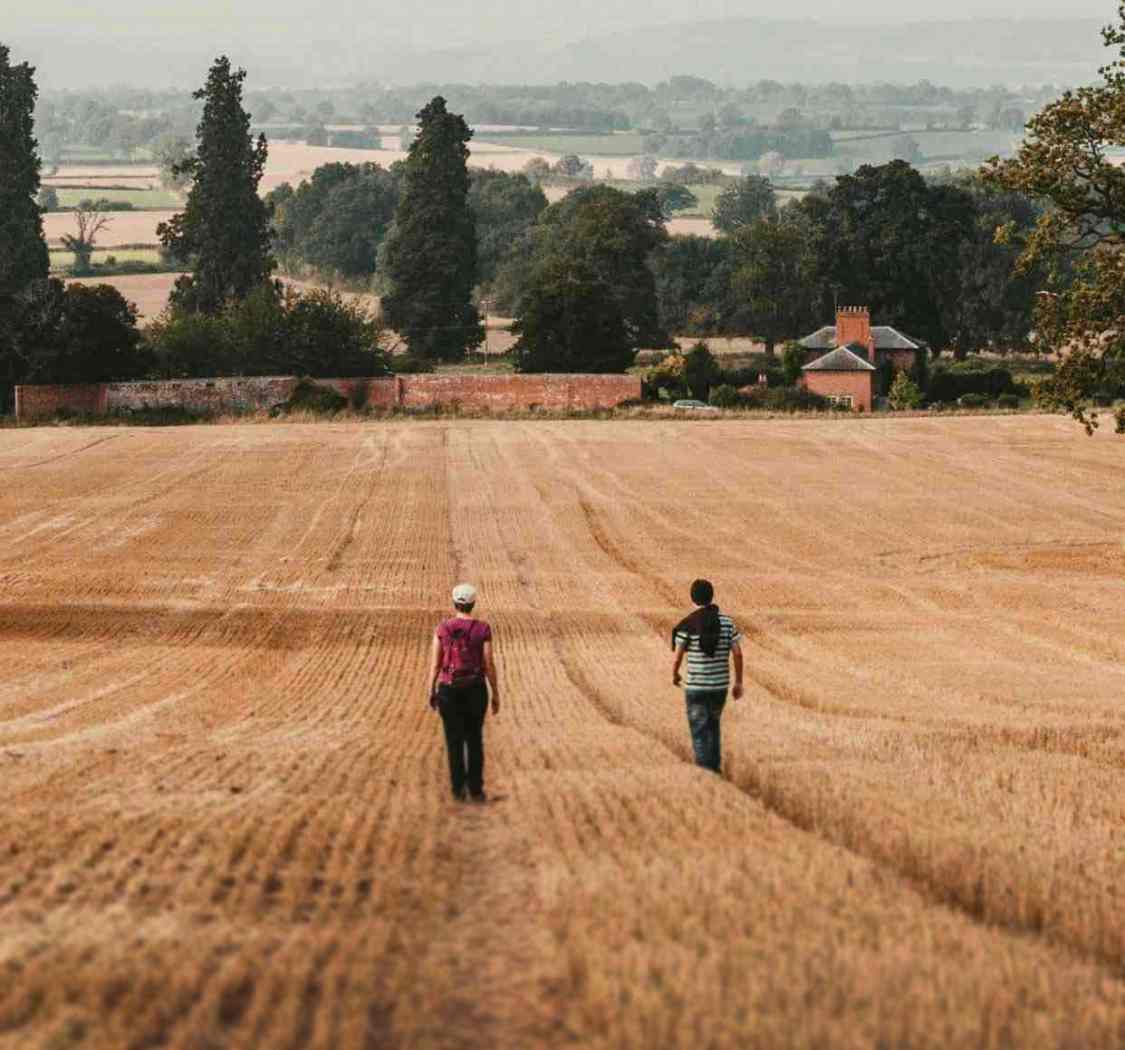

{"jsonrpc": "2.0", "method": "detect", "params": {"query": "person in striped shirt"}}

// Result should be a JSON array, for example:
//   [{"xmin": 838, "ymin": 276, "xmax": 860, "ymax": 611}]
[{"xmin": 672, "ymin": 579, "xmax": 743, "ymax": 773}]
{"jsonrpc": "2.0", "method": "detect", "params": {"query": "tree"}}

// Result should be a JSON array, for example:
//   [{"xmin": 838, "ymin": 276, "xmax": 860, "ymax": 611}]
[
  {"xmin": 381, "ymin": 96, "xmax": 482, "ymax": 362},
  {"xmin": 468, "ymin": 169, "xmax": 548, "ymax": 288},
  {"xmin": 650, "ymin": 234, "xmax": 733, "ymax": 333},
  {"xmin": 553, "ymin": 154, "xmax": 590, "ymax": 178},
  {"xmin": 758, "ymin": 151, "xmax": 785, "ymax": 177},
  {"xmin": 711, "ymin": 175, "xmax": 776, "ymax": 234},
  {"xmin": 157, "ymin": 57, "xmax": 274, "ymax": 315},
  {"xmin": 729, "ymin": 213, "xmax": 820, "ymax": 357},
  {"xmin": 512, "ymin": 256, "xmax": 631, "ymax": 374},
  {"xmin": 654, "ymin": 184, "xmax": 698, "ymax": 217},
  {"xmin": 985, "ymin": 4, "xmax": 1125, "ymax": 432},
  {"xmin": 155, "ymin": 134, "xmax": 194, "ymax": 192},
  {"xmin": 60, "ymin": 205, "xmax": 110, "ymax": 275},
  {"xmin": 804, "ymin": 161, "xmax": 977, "ymax": 350},
  {"xmin": 267, "ymin": 162, "xmax": 400, "ymax": 279},
  {"xmin": 781, "ymin": 342, "xmax": 805, "ymax": 385},
  {"xmin": 523, "ymin": 156, "xmax": 551, "ymax": 180},
  {"xmin": 0, "ymin": 44, "xmax": 49, "ymax": 303},
  {"xmin": 888, "ymin": 369, "xmax": 923, "ymax": 410},
  {"xmin": 683, "ymin": 342, "xmax": 720, "ymax": 400},
  {"xmin": 14, "ymin": 279, "xmax": 149, "ymax": 385}
]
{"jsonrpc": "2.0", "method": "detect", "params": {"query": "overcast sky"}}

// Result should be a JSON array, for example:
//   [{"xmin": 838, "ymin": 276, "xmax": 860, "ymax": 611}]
[
  {"xmin": 9, "ymin": 0, "xmax": 1113, "ymax": 50},
  {"xmin": 7, "ymin": 0, "xmax": 1113, "ymax": 88}
]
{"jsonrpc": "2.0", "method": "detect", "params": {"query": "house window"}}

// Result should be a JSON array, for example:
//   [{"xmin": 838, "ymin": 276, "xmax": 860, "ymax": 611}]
[{"xmin": 828, "ymin": 395, "xmax": 854, "ymax": 409}]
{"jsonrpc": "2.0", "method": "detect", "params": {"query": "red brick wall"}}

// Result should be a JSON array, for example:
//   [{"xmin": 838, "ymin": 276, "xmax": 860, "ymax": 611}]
[
  {"xmin": 803, "ymin": 370, "xmax": 873, "ymax": 412},
  {"xmin": 14, "ymin": 384, "xmax": 106, "ymax": 420},
  {"xmin": 15, "ymin": 373, "xmax": 640, "ymax": 421}
]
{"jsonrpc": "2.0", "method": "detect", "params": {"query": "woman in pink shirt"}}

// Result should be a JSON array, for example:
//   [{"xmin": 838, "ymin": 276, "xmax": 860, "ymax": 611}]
[{"xmin": 428, "ymin": 583, "xmax": 500, "ymax": 802}]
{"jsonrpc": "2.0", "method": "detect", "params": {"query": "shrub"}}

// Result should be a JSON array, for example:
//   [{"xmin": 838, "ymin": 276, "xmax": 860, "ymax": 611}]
[
  {"xmin": 996, "ymin": 393, "xmax": 1021, "ymax": 409},
  {"xmin": 388, "ymin": 354, "xmax": 435, "ymax": 374},
  {"xmin": 743, "ymin": 385, "xmax": 829, "ymax": 412},
  {"xmin": 709, "ymin": 384, "xmax": 741, "ymax": 409},
  {"xmin": 957, "ymin": 392, "xmax": 989, "ymax": 408},
  {"xmin": 928, "ymin": 364, "xmax": 1017, "ymax": 403},
  {"xmin": 888, "ymin": 370, "xmax": 923, "ymax": 410},
  {"xmin": 276, "ymin": 378, "xmax": 348, "ymax": 415}
]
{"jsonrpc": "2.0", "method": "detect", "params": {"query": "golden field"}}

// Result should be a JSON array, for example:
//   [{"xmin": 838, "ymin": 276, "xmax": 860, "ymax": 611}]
[{"xmin": 0, "ymin": 416, "xmax": 1122, "ymax": 1049}]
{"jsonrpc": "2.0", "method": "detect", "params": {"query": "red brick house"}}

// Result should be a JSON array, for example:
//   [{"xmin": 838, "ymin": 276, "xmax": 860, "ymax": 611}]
[
  {"xmin": 799, "ymin": 307, "xmax": 926, "ymax": 375},
  {"xmin": 801, "ymin": 346, "xmax": 876, "ymax": 412}
]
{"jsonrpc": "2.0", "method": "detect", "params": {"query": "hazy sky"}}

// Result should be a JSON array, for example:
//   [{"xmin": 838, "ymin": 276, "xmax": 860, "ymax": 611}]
[
  {"xmin": 9, "ymin": 0, "xmax": 1114, "ymax": 50},
  {"xmin": 7, "ymin": 1, "xmax": 1114, "ymax": 89}
]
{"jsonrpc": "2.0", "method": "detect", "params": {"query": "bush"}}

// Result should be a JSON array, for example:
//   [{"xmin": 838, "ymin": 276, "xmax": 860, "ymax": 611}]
[
  {"xmin": 275, "ymin": 378, "xmax": 348, "ymax": 416},
  {"xmin": 957, "ymin": 392, "xmax": 989, "ymax": 408},
  {"xmin": 888, "ymin": 370, "xmax": 923, "ymax": 410},
  {"xmin": 388, "ymin": 354, "xmax": 435, "ymax": 374},
  {"xmin": 743, "ymin": 385, "xmax": 830, "ymax": 412},
  {"xmin": 996, "ymin": 393, "xmax": 1021, "ymax": 409},
  {"xmin": 708, "ymin": 384, "xmax": 741, "ymax": 408},
  {"xmin": 928, "ymin": 364, "xmax": 1017, "ymax": 403}
]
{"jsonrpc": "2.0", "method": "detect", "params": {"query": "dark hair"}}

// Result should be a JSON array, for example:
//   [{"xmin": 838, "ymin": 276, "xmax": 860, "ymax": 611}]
[
  {"xmin": 454, "ymin": 601, "xmax": 475, "ymax": 613},
  {"xmin": 690, "ymin": 579, "xmax": 714, "ymax": 606},
  {"xmin": 685, "ymin": 578, "xmax": 721, "ymax": 657}
]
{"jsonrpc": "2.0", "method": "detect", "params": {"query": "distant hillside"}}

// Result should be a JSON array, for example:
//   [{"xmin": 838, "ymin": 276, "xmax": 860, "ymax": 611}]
[
  {"xmin": 10, "ymin": 16, "xmax": 1110, "ymax": 91},
  {"xmin": 380, "ymin": 18, "xmax": 1107, "ymax": 90}
]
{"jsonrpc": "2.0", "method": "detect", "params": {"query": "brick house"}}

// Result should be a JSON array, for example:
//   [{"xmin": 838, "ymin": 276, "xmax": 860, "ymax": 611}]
[
  {"xmin": 801, "ymin": 346, "xmax": 876, "ymax": 412},
  {"xmin": 799, "ymin": 307, "xmax": 926, "ymax": 375},
  {"xmin": 798, "ymin": 307, "xmax": 926, "ymax": 408}
]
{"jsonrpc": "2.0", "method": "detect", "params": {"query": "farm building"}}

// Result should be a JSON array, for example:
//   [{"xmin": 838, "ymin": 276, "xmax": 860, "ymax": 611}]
[
  {"xmin": 801, "ymin": 345, "xmax": 876, "ymax": 411},
  {"xmin": 800, "ymin": 307, "xmax": 926, "ymax": 375}
]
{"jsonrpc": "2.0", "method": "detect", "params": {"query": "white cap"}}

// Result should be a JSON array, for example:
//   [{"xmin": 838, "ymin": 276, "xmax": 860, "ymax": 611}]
[{"xmin": 452, "ymin": 583, "xmax": 478, "ymax": 605}]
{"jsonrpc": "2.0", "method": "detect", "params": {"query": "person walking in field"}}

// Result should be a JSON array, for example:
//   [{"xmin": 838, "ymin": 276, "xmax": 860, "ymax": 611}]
[
  {"xmin": 672, "ymin": 579, "xmax": 743, "ymax": 774},
  {"xmin": 429, "ymin": 583, "xmax": 500, "ymax": 802}
]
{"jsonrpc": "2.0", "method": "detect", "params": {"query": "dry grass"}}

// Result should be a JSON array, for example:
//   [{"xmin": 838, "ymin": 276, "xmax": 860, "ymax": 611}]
[
  {"xmin": 1, "ymin": 417, "xmax": 1123, "ymax": 1049},
  {"xmin": 43, "ymin": 210, "xmax": 175, "ymax": 250}
]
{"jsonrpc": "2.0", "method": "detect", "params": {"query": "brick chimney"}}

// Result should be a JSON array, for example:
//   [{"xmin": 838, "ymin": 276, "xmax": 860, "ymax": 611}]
[{"xmin": 836, "ymin": 306, "xmax": 876, "ymax": 363}]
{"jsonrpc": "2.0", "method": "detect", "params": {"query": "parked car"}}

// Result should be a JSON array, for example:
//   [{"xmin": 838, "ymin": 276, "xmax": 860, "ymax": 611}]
[{"xmin": 672, "ymin": 399, "xmax": 720, "ymax": 412}]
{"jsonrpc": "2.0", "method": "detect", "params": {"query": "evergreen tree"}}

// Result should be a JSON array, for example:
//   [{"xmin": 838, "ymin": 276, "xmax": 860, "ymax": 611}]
[
  {"xmin": 158, "ymin": 56, "xmax": 274, "ymax": 315},
  {"xmin": 0, "ymin": 44, "xmax": 50, "ymax": 411},
  {"xmin": 381, "ymin": 97, "xmax": 482, "ymax": 362}
]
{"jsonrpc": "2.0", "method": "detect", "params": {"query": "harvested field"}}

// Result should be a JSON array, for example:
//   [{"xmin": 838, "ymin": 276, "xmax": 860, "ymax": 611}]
[
  {"xmin": 1, "ymin": 415, "xmax": 1123, "ymax": 1050},
  {"xmin": 43, "ymin": 210, "xmax": 176, "ymax": 250},
  {"xmin": 66, "ymin": 273, "xmax": 187, "ymax": 321}
]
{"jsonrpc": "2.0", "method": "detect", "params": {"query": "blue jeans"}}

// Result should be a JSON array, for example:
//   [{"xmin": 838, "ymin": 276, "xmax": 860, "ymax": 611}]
[{"xmin": 685, "ymin": 688, "xmax": 727, "ymax": 773}]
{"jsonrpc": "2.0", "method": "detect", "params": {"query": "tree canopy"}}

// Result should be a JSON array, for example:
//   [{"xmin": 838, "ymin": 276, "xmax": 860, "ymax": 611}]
[
  {"xmin": 711, "ymin": 175, "xmax": 777, "ymax": 234},
  {"xmin": 157, "ymin": 56, "xmax": 275, "ymax": 315},
  {"xmin": 381, "ymin": 96, "xmax": 482, "ymax": 362}
]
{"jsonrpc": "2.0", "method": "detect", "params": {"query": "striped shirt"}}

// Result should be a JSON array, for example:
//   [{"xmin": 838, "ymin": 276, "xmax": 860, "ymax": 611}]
[{"xmin": 673, "ymin": 615, "xmax": 741, "ymax": 690}]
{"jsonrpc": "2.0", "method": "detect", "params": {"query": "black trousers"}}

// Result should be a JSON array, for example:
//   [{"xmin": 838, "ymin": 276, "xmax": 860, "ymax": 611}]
[{"xmin": 437, "ymin": 681, "xmax": 488, "ymax": 796}]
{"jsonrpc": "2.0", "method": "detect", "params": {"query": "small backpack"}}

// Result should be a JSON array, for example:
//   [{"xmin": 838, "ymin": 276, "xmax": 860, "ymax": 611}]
[{"xmin": 442, "ymin": 620, "xmax": 484, "ymax": 688}]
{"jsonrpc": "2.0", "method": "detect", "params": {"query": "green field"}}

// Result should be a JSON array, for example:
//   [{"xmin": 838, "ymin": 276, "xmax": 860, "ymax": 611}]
[
  {"xmin": 475, "ymin": 132, "xmax": 648, "ymax": 155},
  {"xmin": 54, "ymin": 187, "xmax": 181, "ymax": 209},
  {"xmin": 48, "ymin": 248, "xmax": 164, "ymax": 271}
]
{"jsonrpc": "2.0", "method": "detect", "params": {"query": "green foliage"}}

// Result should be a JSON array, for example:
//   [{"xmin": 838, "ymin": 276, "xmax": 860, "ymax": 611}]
[
  {"xmin": 512, "ymin": 255, "xmax": 632, "ymax": 374},
  {"xmin": 780, "ymin": 342, "xmax": 805, "ymax": 385},
  {"xmin": 381, "ymin": 96, "xmax": 483, "ymax": 362},
  {"xmin": 37, "ymin": 186, "xmax": 59, "ymax": 211},
  {"xmin": 984, "ymin": 5, "xmax": 1125, "ymax": 434},
  {"xmin": 927, "ymin": 364, "xmax": 1017, "ymax": 403},
  {"xmin": 0, "ymin": 44, "xmax": 50, "ymax": 302},
  {"xmin": 154, "ymin": 134, "xmax": 194, "ymax": 191},
  {"xmin": 650, "ymin": 235, "xmax": 734, "ymax": 335},
  {"xmin": 729, "ymin": 211, "xmax": 820, "ymax": 354},
  {"xmin": 996, "ymin": 393, "xmax": 1021, "ymax": 409},
  {"xmin": 741, "ymin": 385, "xmax": 831, "ymax": 412},
  {"xmin": 654, "ymin": 184, "xmax": 698, "ymax": 218},
  {"xmin": 683, "ymin": 342, "xmax": 720, "ymax": 401},
  {"xmin": 888, "ymin": 369, "xmax": 923, "ymax": 410},
  {"xmin": 11, "ymin": 278, "xmax": 150, "ymax": 385},
  {"xmin": 157, "ymin": 57, "xmax": 275, "ymax": 315},
  {"xmin": 708, "ymin": 383, "xmax": 741, "ymax": 408},
  {"xmin": 147, "ymin": 284, "xmax": 386, "ymax": 379},
  {"xmin": 711, "ymin": 175, "xmax": 776, "ymax": 234},
  {"xmin": 957, "ymin": 392, "xmax": 989, "ymax": 408},
  {"xmin": 276, "ymin": 378, "xmax": 348, "ymax": 415},
  {"xmin": 468, "ymin": 169, "xmax": 548, "ymax": 288},
  {"xmin": 268, "ymin": 162, "xmax": 400, "ymax": 279},
  {"xmin": 387, "ymin": 354, "xmax": 435, "ymax": 374}
]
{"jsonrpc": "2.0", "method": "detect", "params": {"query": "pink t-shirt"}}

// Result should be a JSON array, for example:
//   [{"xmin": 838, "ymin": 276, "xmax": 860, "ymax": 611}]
[{"xmin": 436, "ymin": 618, "xmax": 491, "ymax": 685}]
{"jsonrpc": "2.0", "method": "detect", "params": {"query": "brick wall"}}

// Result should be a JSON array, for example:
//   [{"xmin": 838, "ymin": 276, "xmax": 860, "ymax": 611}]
[
  {"xmin": 15, "ymin": 373, "xmax": 641, "ymax": 421},
  {"xmin": 803, "ymin": 370, "xmax": 874, "ymax": 412},
  {"xmin": 15, "ymin": 384, "xmax": 107, "ymax": 420}
]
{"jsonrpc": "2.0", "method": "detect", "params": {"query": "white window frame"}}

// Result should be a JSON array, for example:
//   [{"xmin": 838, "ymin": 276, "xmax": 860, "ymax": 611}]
[{"xmin": 828, "ymin": 395, "xmax": 854, "ymax": 409}]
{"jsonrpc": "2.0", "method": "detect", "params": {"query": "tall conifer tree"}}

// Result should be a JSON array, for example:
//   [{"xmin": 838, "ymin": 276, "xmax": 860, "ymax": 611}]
[
  {"xmin": 158, "ymin": 57, "xmax": 274, "ymax": 315},
  {"xmin": 0, "ymin": 44, "xmax": 49, "ymax": 302},
  {"xmin": 382, "ymin": 97, "xmax": 482, "ymax": 361}
]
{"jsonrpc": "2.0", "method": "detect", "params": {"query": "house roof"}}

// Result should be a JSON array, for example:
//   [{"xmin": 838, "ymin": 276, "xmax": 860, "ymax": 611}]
[
  {"xmin": 802, "ymin": 346, "xmax": 877, "ymax": 372},
  {"xmin": 799, "ymin": 325, "xmax": 927, "ymax": 350}
]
